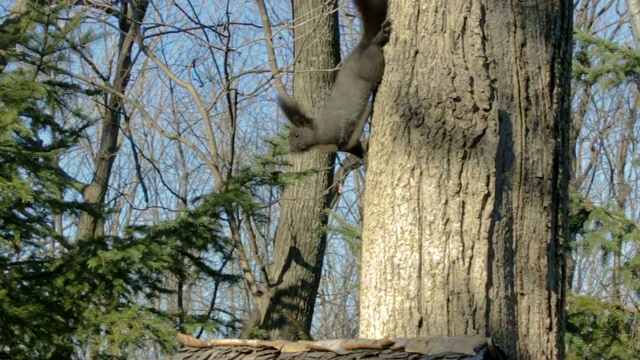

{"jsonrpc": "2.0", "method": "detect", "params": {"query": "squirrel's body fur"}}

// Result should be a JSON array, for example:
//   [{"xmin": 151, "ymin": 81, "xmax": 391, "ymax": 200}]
[{"xmin": 279, "ymin": 0, "xmax": 390, "ymax": 158}]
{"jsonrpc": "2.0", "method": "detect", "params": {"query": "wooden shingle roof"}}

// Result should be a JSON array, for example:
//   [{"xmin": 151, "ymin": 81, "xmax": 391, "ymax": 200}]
[{"xmin": 174, "ymin": 333, "xmax": 501, "ymax": 360}]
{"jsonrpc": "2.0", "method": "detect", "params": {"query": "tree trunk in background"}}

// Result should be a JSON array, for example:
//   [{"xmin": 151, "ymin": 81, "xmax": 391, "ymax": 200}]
[
  {"xmin": 359, "ymin": 1, "xmax": 572, "ymax": 359},
  {"xmin": 610, "ymin": 100, "xmax": 636, "ymax": 304},
  {"xmin": 251, "ymin": 0, "xmax": 339, "ymax": 340},
  {"xmin": 627, "ymin": 0, "xmax": 640, "ymax": 44},
  {"xmin": 75, "ymin": 0, "xmax": 148, "ymax": 240},
  {"xmin": 0, "ymin": 0, "xmax": 30, "ymax": 72}
]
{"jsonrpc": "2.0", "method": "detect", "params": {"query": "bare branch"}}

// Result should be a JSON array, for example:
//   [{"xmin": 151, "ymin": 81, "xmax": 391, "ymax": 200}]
[{"xmin": 254, "ymin": 0, "xmax": 290, "ymax": 100}]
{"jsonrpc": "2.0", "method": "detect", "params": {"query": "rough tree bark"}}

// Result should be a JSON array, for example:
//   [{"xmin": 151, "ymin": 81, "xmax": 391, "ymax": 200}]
[
  {"xmin": 248, "ymin": 0, "xmax": 339, "ymax": 340},
  {"xmin": 359, "ymin": 1, "xmax": 572, "ymax": 359}
]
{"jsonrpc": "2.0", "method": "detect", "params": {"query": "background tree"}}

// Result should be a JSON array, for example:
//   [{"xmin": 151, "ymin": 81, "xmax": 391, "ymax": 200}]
[
  {"xmin": 565, "ymin": 1, "xmax": 640, "ymax": 357},
  {"xmin": 243, "ymin": 0, "xmax": 339, "ymax": 340},
  {"xmin": 359, "ymin": 1, "xmax": 572, "ymax": 359},
  {"xmin": 0, "ymin": 5, "xmax": 93, "ymax": 357},
  {"xmin": 0, "ymin": 3, "xmax": 229, "ymax": 357},
  {"xmin": 74, "ymin": 0, "xmax": 149, "ymax": 241}
]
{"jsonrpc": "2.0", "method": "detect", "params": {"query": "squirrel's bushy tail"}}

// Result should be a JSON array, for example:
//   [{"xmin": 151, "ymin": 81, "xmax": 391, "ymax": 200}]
[{"xmin": 353, "ymin": 0, "xmax": 388, "ymax": 43}]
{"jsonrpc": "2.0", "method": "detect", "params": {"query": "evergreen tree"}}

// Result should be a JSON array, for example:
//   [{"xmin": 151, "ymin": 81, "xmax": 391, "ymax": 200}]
[
  {"xmin": 0, "ymin": 4, "xmax": 94, "ymax": 357},
  {"xmin": 566, "ymin": 194, "xmax": 640, "ymax": 359},
  {"xmin": 0, "ymin": 4, "xmax": 243, "ymax": 358},
  {"xmin": 565, "ymin": 30, "xmax": 640, "ymax": 358}
]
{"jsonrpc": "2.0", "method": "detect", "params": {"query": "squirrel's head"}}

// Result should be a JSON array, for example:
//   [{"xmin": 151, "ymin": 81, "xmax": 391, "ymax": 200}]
[
  {"xmin": 278, "ymin": 95, "xmax": 320, "ymax": 153},
  {"xmin": 288, "ymin": 121, "xmax": 318, "ymax": 153}
]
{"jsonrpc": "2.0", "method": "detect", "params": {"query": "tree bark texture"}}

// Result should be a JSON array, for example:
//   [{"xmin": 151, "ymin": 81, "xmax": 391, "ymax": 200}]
[
  {"xmin": 359, "ymin": 1, "xmax": 572, "ymax": 359},
  {"xmin": 251, "ymin": 0, "xmax": 339, "ymax": 340}
]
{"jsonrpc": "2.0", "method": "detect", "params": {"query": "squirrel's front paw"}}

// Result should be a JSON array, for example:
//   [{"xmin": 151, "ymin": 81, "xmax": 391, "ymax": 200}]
[{"xmin": 376, "ymin": 20, "xmax": 392, "ymax": 46}]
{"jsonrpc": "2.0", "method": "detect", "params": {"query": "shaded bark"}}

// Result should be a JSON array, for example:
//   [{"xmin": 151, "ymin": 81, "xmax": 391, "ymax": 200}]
[
  {"xmin": 247, "ymin": 0, "xmax": 339, "ymax": 340},
  {"xmin": 359, "ymin": 1, "xmax": 572, "ymax": 359}
]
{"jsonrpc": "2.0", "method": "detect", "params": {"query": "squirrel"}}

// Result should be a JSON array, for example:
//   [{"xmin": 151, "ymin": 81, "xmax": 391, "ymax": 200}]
[{"xmin": 279, "ymin": 0, "xmax": 391, "ymax": 159}]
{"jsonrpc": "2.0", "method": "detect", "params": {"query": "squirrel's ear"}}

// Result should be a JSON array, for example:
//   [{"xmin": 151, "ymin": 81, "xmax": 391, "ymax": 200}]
[
  {"xmin": 278, "ymin": 95, "xmax": 313, "ymax": 128},
  {"xmin": 290, "ymin": 114, "xmax": 314, "ymax": 128}
]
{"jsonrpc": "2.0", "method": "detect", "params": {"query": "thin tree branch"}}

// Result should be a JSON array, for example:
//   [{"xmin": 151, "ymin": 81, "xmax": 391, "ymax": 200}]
[{"xmin": 254, "ymin": 0, "xmax": 290, "ymax": 100}]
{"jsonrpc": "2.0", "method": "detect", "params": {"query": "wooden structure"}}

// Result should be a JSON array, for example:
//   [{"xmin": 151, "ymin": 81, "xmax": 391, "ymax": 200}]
[{"xmin": 174, "ymin": 333, "xmax": 502, "ymax": 360}]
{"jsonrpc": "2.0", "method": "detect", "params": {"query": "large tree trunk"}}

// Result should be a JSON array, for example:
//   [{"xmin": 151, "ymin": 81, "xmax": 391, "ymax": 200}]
[
  {"xmin": 250, "ymin": 0, "xmax": 339, "ymax": 340},
  {"xmin": 359, "ymin": 1, "xmax": 572, "ymax": 359}
]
